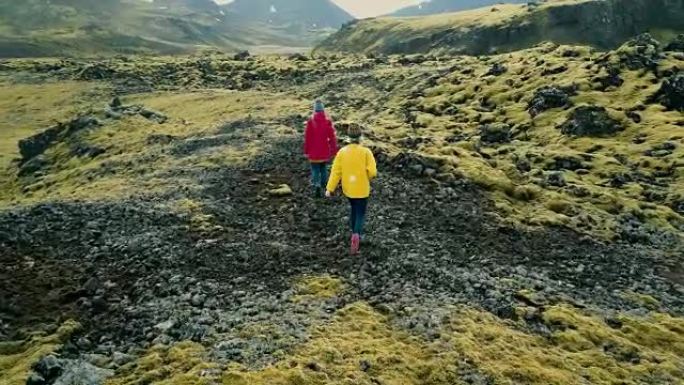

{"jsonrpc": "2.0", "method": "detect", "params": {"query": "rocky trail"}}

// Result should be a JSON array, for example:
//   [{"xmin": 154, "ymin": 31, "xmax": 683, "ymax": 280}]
[
  {"xmin": 1, "ymin": 35, "xmax": 684, "ymax": 383},
  {"xmin": 2, "ymin": 128, "xmax": 684, "ymax": 381}
]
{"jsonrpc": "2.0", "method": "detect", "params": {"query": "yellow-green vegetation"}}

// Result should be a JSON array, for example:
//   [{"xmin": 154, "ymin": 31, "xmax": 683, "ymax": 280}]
[
  {"xmin": 448, "ymin": 305, "xmax": 684, "ymax": 384},
  {"xmin": 621, "ymin": 291, "xmax": 662, "ymax": 310},
  {"xmin": 360, "ymin": 43, "xmax": 684, "ymax": 240},
  {"xmin": 318, "ymin": 0, "xmax": 684, "ymax": 55},
  {"xmin": 105, "ymin": 341, "xmax": 218, "ymax": 385},
  {"xmin": 0, "ymin": 320, "xmax": 80, "ymax": 385},
  {"xmin": 0, "ymin": 89, "xmax": 306, "ymax": 207},
  {"xmin": 172, "ymin": 198, "xmax": 222, "ymax": 234},
  {"xmin": 0, "ymin": 80, "xmax": 105, "ymax": 168},
  {"xmin": 106, "ymin": 301, "xmax": 684, "ymax": 385},
  {"xmin": 292, "ymin": 275, "xmax": 345, "ymax": 302}
]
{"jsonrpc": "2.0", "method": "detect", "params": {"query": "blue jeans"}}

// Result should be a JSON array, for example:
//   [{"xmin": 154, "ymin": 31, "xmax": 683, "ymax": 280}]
[
  {"xmin": 349, "ymin": 198, "xmax": 368, "ymax": 235},
  {"xmin": 310, "ymin": 163, "xmax": 328, "ymax": 189}
]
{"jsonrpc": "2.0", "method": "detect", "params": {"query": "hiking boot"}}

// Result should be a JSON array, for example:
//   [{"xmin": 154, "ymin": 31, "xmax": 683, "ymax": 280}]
[{"xmin": 351, "ymin": 233, "xmax": 360, "ymax": 255}]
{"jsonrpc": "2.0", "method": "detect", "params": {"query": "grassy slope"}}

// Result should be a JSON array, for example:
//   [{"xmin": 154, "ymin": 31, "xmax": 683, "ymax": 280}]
[
  {"xmin": 0, "ymin": 41, "xmax": 683, "ymax": 385},
  {"xmin": 0, "ymin": 0, "xmax": 311, "ymax": 57},
  {"xmin": 317, "ymin": 0, "xmax": 684, "ymax": 55},
  {"xmin": 369, "ymin": 48, "xmax": 683, "ymax": 241}
]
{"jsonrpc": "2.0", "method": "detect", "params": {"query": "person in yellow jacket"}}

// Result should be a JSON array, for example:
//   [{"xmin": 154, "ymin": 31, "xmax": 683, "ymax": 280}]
[{"xmin": 325, "ymin": 123, "xmax": 377, "ymax": 255}]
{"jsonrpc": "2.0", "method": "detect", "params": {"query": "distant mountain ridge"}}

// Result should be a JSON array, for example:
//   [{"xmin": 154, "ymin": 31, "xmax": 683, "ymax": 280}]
[
  {"xmin": 222, "ymin": 0, "xmax": 354, "ymax": 29},
  {"xmin": 390, "ymin": 0, "xmax": 528, "ymax": 16},
  {"xmin": 153, "ymin": 0, "xmax": 222, "ymax": 13},
  {"xmin": 0, "ymin": 0, "xmax": 348, "ymax": 57}
]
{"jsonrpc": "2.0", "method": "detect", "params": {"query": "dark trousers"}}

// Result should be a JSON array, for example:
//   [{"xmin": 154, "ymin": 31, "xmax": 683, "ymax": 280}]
[
  {"xmin": 310, "ymin": 163, "xmax": 328, "ymax": 189},
  {"xmin": 349, "ymin": 198, "xmax": 368, "ymax": 235}
]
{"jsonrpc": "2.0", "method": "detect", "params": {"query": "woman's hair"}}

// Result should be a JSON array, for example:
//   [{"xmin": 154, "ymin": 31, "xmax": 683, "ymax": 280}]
[{"xmin": 346, "ymin": 122, "xmax": 363, "ymax": 140}]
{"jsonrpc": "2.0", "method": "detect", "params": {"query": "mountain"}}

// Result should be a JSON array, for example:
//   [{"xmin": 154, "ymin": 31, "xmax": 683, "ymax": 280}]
[
  {"xmin": 390, "ymin": 0, "xmax": 527, "ymax": 16},
  {"xmin": 223, "ymin": 0, "xmax": 354, "ymax": 29},
  {"xmin": 318, "ymin": 0, "xmax": 684, "ymax": 55},
  {"xmin": 0, "ymin": 0, "xmax": 319, "ymax": 57},
  {"xmin": 153, "ymin": 0, "xmax": 222, "ymax": 14}
]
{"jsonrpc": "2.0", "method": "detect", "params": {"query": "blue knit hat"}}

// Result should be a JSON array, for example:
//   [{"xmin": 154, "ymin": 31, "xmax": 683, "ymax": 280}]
[{"xmin": 314, "ymin": 99, "xmax": 324, "ymax": 112}]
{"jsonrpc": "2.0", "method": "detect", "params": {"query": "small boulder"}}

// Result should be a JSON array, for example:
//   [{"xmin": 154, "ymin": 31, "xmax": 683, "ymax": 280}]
[
  {"xmin": 484, "ymin": 63, "xmax": 507, "ymax": 76},
  {"xmin": 104, "ymin": 107, "xmax": 123, "ymax": 120},
  {"xmin": 18, "ymin": 116, "xmax": 100, "ymax": 163},
  {"xmin": 109, "ymin": 97, "xmax": 122, "ymax": 109},
  {"xmin": 594, "ymin": 66, "xmax": 624, "ymax": 91},
  {"xmin": 617, "ymin": 33, "xmax": 662, "ymax": 71},
  {"xmin": 289, "ymin": 53, "xmax": 309, "ymax": 61},
  {"xmin": 649, "ymin": 73, "xmax": 684, "ymax": 111},
  {"xmin": 191, "ymin": 293, "xmax": 206, "ymax": 307},
  {"xmin": 541, "ymin": 64, "xmax": 568, "ymax": 76},
  {"xmin": 528, "ymin": 86, "xmax": 572, "ymax": 117},
  {"xmin": 645, "ymin": 142, "xmax": 676, "ymax": 157},
  {"xmin": 233, "ymin": 50, "xmax": 251, "ymax": 61},
  {"xmin": 268, "ymin": 184, "xmax": 293, "ymax": 197},
  {"xmin": 479, "ymin": 123, "xmax": 511, "ymax": 144},
  {"xmin": 18, "ymin": 154, "xmax": 49, "ymax": 177},
  {"xmin": 53, "ymin": 359, "xmax": 113, "ymax": 385},
  {"xmin": 26, "ymin": 373, "xmax": 46, "ymax": 385},
  {"xmin": 111, "ymin": 352, "xmax": 134, "ymax": 366},
  {"xmin": 33, "ymin": 355, "xmax": 63, "ymax": 382},
  {"xmin": 664, "ymin": 34, "xmax": 684, "ymax": 52},
  {"xmin": 545, "ymin": 172, "xmax": 566, "ymax": 187},
  {"xmin": 139, "ymin": 108, "xmax": 168, "ymax": 124},
  {"xmin": 559, "ymin": 106, "xmax": 624, "ymax": 137},
  {"xmin": 546, "ymin": 155, "xmax": 586, "ymax": 171}
]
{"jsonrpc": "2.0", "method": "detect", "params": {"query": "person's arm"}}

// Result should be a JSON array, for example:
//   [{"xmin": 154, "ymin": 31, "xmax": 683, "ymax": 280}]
[
  {"xmin": 328, "ymin": 120, "xmax": 338, "ymax": 156},
  {"xmin": 326, "ymin": 152, "xmax": 343, "ymax": 194},
  {"xmin": 303, "ymin": 120, "xmax": 311, "ymax": 157},
  {"xmin": 366, "ymin": 148, "xmax": 377, "ymax": 180}
]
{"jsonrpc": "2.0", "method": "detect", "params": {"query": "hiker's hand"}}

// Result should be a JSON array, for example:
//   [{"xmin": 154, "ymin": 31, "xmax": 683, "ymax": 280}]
[{"xmin": 325, "ymin": 190, "xmax": 333, "ymax": 198}]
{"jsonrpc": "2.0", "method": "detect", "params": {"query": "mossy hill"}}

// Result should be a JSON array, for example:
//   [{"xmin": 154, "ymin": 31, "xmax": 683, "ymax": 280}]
[
  {"xmin": 1, "ymin": 30, "xmax": 683, "ymax": 384},
  {"xmin": 0, "ymin": 0, "xmax": 343, "ymax": 58},
  {"xmin": 318, "ymin": 0, "xmax": 684, "ymax": 56},
  {"xmin": 389, "ymin": 0, "xmax": 527, "ymax": 17}
]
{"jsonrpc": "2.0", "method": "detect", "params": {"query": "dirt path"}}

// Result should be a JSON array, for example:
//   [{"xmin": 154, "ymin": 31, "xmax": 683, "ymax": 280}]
[{"xmin": 1, "ymin": 132, "xmax": 683, "ymax": 367}]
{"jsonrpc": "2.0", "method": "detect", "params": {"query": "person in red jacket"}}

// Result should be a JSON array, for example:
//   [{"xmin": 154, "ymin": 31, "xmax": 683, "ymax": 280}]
[{"xmin": 303, "ymin": 99, "xmax": 338, "ymax": 198}]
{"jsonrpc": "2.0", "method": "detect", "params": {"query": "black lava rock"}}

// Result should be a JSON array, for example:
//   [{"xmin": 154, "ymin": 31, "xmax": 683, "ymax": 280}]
[
  {"xmin": 559, "ymin": 106, "xmax": 624, "ymax": 137},
  {"xmin": 528, "ymin": 86, "xmax": 572, "ymax": 117},
  {"xmin": 479, "ymin": 123, "xmax": 511, "ymax": 144},
  {"xmin": 545, "ymin": 172, "xmax": 567, "ymax": 187},
  {"xmin": 33, "ymin": 355, "xmax": 63, "ymax": 382},
  {"xmin": 619, "ymin": 33, "xmax": 662, "ymax": 71},
  {"xmin": 664, "ymin": 34, "xmax": 684, "ymax": 52},
  {"xmin": 484, "ymin": 63, "xmax": 507, "ymax": 76},
  {"xmin": 649, "ymin": 73, "xmax": 684, "ymax": 111},
  {"xmin": 18, "ymin": 116, "xmax": 99, "ymax": 162},
  {"xmin": 233, "ymin": 50, "xmax": 251, "ymax": 61}
]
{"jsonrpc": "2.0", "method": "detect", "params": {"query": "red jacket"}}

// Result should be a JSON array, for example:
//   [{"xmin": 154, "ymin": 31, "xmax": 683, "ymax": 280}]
[{"xmin": 303, "ymin": 112, "xmax": 337, "ymax": 162}]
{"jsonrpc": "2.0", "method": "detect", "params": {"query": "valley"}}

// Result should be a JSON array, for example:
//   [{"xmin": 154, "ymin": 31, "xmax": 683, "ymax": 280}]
[{"xmin": 0, "ymin": 1, "xmax": 683, "ymax": 385}]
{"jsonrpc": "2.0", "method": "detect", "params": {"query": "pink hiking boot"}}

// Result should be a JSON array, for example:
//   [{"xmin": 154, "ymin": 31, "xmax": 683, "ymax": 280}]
[{"xmin": 351, "ymin": 233, "xmax": 360, "ymax": 255}]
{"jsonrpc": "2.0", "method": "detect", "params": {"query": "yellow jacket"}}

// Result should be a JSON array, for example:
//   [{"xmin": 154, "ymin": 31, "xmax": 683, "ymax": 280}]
[{"xmin": 326, "ymin": 143, "xmax": 377, "ymax": 198}]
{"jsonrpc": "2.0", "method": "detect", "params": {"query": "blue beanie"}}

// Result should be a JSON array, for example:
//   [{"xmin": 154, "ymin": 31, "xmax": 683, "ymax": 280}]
[{"xmin": 314, "ymin": 99, "xmax": 324, "ymax": 112}]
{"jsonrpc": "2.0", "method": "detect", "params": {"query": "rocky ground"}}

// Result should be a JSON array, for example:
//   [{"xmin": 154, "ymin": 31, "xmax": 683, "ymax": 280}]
[{"xmin": 1, "ymin": 35, "xmax": 684, "ymax": 385}]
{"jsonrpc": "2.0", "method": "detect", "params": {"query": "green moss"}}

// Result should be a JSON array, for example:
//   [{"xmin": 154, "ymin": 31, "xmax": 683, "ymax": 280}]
[
  {"xmin": 292, "ymin": 275, "xmax": 345, "ymax": 302},
  {"xmin": 107, "ymin": 302, "xmax": 684, "ymax": 385},
  {"xmin": 0, "ymin": 321, "xmax": 80, "ymax": 385}
]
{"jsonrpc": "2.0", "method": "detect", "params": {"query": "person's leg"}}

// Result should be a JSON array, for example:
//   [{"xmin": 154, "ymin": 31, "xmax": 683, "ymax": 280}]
[
  {"xmin": 349, "ymin": 198, "xmax": 357, "ymax": 232},
  {"xmin": 349, "ymin": 198, "xmax": 361, "ymax": 254},
  {"xmin": 320, "ymin": 162, "xmax": 329, "ymax": 190},
  {"xmin": 310, "ymin": 163, "xmax": 322, "ymax": 197},
  {"xmin": 353, "ymin": 198, "xmax": 368, "ymax": 235}
]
